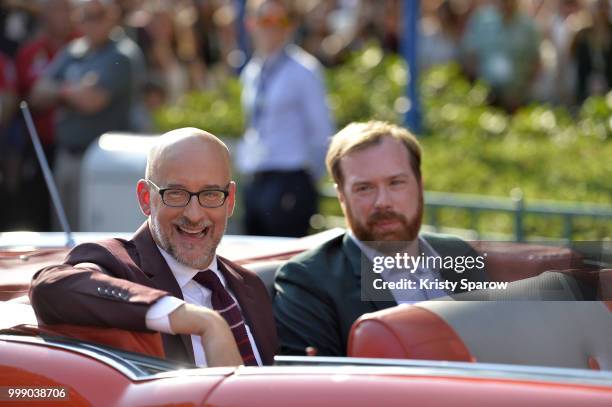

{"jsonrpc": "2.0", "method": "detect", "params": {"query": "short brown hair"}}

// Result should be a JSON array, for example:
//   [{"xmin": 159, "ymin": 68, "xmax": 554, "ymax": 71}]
[{"xmin": 326, "ymin": 121, "xmax": 422, "ymax": 187}]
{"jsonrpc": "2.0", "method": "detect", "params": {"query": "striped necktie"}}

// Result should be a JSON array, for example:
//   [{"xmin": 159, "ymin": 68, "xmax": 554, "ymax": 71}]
[{"xmin": 193, "ymin": 270, "xmax": 258, "ymax": 366}]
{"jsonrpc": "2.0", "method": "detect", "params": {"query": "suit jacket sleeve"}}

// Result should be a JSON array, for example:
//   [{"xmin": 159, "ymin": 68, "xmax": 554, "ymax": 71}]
[
  {"xmin": 273, "ymin": 259, "xmax": 344, "ymax": 356},
  {"xmin": 30, "ymin": 240, "xmax": 169, "ymax": 331}
]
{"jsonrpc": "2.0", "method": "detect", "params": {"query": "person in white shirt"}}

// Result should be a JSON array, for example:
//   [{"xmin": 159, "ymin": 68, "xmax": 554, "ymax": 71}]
[{"xmin": 238, "ymin": 0, "xmax": 334, "ymax": 237}]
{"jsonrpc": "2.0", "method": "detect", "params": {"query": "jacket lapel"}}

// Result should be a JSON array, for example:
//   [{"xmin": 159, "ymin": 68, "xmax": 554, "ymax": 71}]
[
  {"xmin": 132, "ymin": 222, "xmax": 195, "ymax": 363},
  {"xmin": 217, "ymin": 256, "xmax": 251, "ymax": 305},
  {"xmin": 343, "ymin": 234, "xmax": 396, "ymax": 312}
]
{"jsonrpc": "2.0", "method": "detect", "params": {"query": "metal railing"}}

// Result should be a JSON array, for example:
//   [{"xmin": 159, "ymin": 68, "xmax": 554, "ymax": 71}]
[{"xmin": 320, "ymin": 186, "xmax": 612, "ymax": 241}]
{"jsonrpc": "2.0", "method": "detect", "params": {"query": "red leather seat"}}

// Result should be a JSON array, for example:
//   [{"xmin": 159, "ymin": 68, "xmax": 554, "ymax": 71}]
[
  {"xmin": 2, "ymin": 300, "xmax": 165, "ymax": 359},
  {"xmin": 347, "ymin": 304, "xmax": 474, "ymax": 362},
  {"xmin": 348, "ymin": 297, "xmax": 612, "ymax": 371},
  {"xmin": 6, "ymin": 323, "xmax": 165, "ymax": 358}
]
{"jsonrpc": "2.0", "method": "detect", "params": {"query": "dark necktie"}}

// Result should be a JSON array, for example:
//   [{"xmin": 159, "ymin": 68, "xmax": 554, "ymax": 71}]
[
  {"xmin": 193, "ymin": 270, "xmax": 258, "ymax": 366},
  {"xmin": 251, "ymin": 51, "xmax": 287, "ymax": 129},
  {"xmin": 251, "ymin": 61, "xmax": 269, "ymax": 128}
]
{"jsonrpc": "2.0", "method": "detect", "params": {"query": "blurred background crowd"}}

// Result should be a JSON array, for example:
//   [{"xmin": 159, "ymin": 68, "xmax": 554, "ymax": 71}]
[{"xmin": 0, "ymin": 0, "xmax": 611, "ymax": 235}]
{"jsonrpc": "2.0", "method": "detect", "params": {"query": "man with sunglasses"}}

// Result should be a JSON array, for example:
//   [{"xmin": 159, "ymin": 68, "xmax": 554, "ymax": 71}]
[
  {"xmin": 30, "ymin": 128, "xmax": 277, "ymax": 368},
  {"xmin": 238, "ymin": 0, "xmax": 334, "ymax": 237}
]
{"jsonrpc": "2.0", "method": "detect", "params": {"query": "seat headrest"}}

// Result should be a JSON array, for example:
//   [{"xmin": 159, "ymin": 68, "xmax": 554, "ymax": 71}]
[
  {"xmin": 348, "ymin": 299, "xmax": 612, "ymax": 371},
  {"xmin": 347, "ymin": 304, "xmax": 474, "ymax": 362}
]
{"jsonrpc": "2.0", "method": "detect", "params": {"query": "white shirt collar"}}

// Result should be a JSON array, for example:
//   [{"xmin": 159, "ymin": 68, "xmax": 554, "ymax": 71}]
[
  {"xmin": 156, "ymin": 245, "xmax": 228, "ymax": 289},
  {"xmin": 347, "ymin": 229, "xmax": 441, "ymax": 271}
]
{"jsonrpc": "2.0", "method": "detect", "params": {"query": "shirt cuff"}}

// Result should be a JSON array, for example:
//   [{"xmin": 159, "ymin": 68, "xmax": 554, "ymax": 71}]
[{"xmin": 145, "ymin": 296, "xmax": 185, "ymax": 334}]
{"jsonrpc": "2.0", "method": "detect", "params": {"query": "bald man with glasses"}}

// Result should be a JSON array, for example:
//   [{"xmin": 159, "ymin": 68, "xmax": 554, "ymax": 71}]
[{"xmin": 30, "ymin": 128, "xmax": 278, "ymax": 367}]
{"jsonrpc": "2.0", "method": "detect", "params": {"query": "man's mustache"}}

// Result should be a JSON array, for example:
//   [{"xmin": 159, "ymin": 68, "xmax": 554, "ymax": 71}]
[{"xmin": 367, "ymin": 211, "xmax": 407, "ymax": 225}]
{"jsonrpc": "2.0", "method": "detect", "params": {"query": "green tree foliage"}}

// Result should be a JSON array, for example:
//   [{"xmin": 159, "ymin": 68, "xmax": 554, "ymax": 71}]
[
  {"xmin": 155, "ymin": 78, "xmax": 245, "ymax": 137},
  {"xmin": 154, "ymin": 45, "xmax": 612, "ymax": 238}
]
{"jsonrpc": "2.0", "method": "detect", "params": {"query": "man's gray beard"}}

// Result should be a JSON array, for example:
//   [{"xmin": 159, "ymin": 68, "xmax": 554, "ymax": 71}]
[{"xmin": 149, "ymin": 218, "xmax": 218, "ymax": 270}]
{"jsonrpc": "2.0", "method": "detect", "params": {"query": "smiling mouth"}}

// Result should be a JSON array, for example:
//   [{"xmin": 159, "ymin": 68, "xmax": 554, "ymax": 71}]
[{"xmin": 175, "ymin": 225, "xmax": 210, "ymax": 239}]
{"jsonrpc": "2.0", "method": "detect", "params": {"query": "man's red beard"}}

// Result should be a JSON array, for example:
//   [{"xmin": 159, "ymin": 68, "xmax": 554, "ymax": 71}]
[{"xmin": 346, "ymin": 195, "xmax": 423, "ymax": 244}]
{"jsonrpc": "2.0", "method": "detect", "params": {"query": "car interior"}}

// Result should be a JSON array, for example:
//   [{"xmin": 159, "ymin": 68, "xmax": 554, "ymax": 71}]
[{"xmin": 1, "ymin": 239, "xmax": 611, "ymax": 371}]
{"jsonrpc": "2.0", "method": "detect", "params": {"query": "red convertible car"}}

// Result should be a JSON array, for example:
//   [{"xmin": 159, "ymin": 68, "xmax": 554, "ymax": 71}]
[{"xmin": 1, "ymin": 229, "xmax": 611, "ymax": 406}]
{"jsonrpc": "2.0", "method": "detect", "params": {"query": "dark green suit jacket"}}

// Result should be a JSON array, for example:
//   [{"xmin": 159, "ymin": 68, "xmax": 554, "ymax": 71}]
[{"xmin": 273, "ymin": 232, "xmax": 487, "ymax": 356}]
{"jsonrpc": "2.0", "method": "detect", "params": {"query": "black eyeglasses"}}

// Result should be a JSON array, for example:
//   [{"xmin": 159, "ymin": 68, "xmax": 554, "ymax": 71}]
[{"xmin": 147, "ymin": 180, "xmax": 230, "ymax": 208}]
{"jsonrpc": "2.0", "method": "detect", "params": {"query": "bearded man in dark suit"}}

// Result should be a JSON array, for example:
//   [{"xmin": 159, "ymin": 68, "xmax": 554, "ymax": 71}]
[
  {"xmin": 30, "ymin": 128, "xmax": 277, "ymax": 367},
  {"xmin": 273, "ymin": 121, "xmax": 487, "ymax": 356}
]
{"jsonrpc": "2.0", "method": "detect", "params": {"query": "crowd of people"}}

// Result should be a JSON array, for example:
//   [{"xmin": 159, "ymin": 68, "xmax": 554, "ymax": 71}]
[
  {"xmin": 419, "ymin": 0, "xmax": 612, "ymax": 109},
  {"xmin": 1, "ymin": 0, "xmax": 611, "ymax": 234}
]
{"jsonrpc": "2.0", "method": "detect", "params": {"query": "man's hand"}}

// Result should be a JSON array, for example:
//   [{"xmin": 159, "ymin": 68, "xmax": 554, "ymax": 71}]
[
  {"xmin": 59, "ymin": 81, "xmax": 109, "ymax": 114},
  {"xmin": 30, "ymin": 77, "xmax": 110, "ymax": 114},
  {"xmin": 29, "ymin": 78, "xmax": 62, "ymax": 110},
  {"xmin": 168, "ymin": 303, "xmax": 242, "ymax": 367}
]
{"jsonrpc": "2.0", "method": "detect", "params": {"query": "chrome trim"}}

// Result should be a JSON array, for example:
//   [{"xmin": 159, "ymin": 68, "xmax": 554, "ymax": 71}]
[{"xmin": 273, "ymin": 356, "xmax": 612, "ymax": 387}]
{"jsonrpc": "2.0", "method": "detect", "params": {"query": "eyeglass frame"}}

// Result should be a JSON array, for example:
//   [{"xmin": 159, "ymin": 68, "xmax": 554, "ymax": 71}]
[{"xmin": 146, "ymin": 179, "xmax": 231, "ymax": 208}]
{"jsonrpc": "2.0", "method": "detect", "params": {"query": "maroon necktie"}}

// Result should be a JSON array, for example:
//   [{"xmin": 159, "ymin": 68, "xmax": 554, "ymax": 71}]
[{"xmin": 193, "ymin": 270, "xmax": 258, "ymax": 366}]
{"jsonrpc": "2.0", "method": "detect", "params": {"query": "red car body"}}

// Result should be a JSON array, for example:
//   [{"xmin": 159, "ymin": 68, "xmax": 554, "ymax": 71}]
[{"xmin": 1, "ymin": 230, "xmax": 611, "ymax": 406}]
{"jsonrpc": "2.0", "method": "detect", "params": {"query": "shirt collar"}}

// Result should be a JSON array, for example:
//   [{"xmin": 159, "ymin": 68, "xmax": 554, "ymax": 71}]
[
  {"xmin": 156, "ymin": 245, "xmax": 227, "ymax": 289},
  {"xmin": 347, "ymin": 230, "xmax": 441, "ymax": 272},
  {"xmin": 347, "ymin": 229, "xmax": 378, "ymax": 261},
  {"xmin": 255, "ymin": 45, "xmax": 288, "ymax": 67}
]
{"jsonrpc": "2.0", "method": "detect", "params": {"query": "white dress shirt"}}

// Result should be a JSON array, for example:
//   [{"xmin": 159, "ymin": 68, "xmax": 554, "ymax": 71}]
[
  {"xmin": 238, "ymin": 44, "xmax": 334, "ymax": 179},
  {"xmin": 348, "ymin": 231, "xmax": 448, "ymax": 303},
  {"xmin": 145, "ymin": 247, "xmax": 262, "ymax": 367}
]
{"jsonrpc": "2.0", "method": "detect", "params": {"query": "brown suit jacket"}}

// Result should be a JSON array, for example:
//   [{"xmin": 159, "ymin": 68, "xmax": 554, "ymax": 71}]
[{"xmin": 29, "ymin": 222, "xmax": 277, "ymax": 365}]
